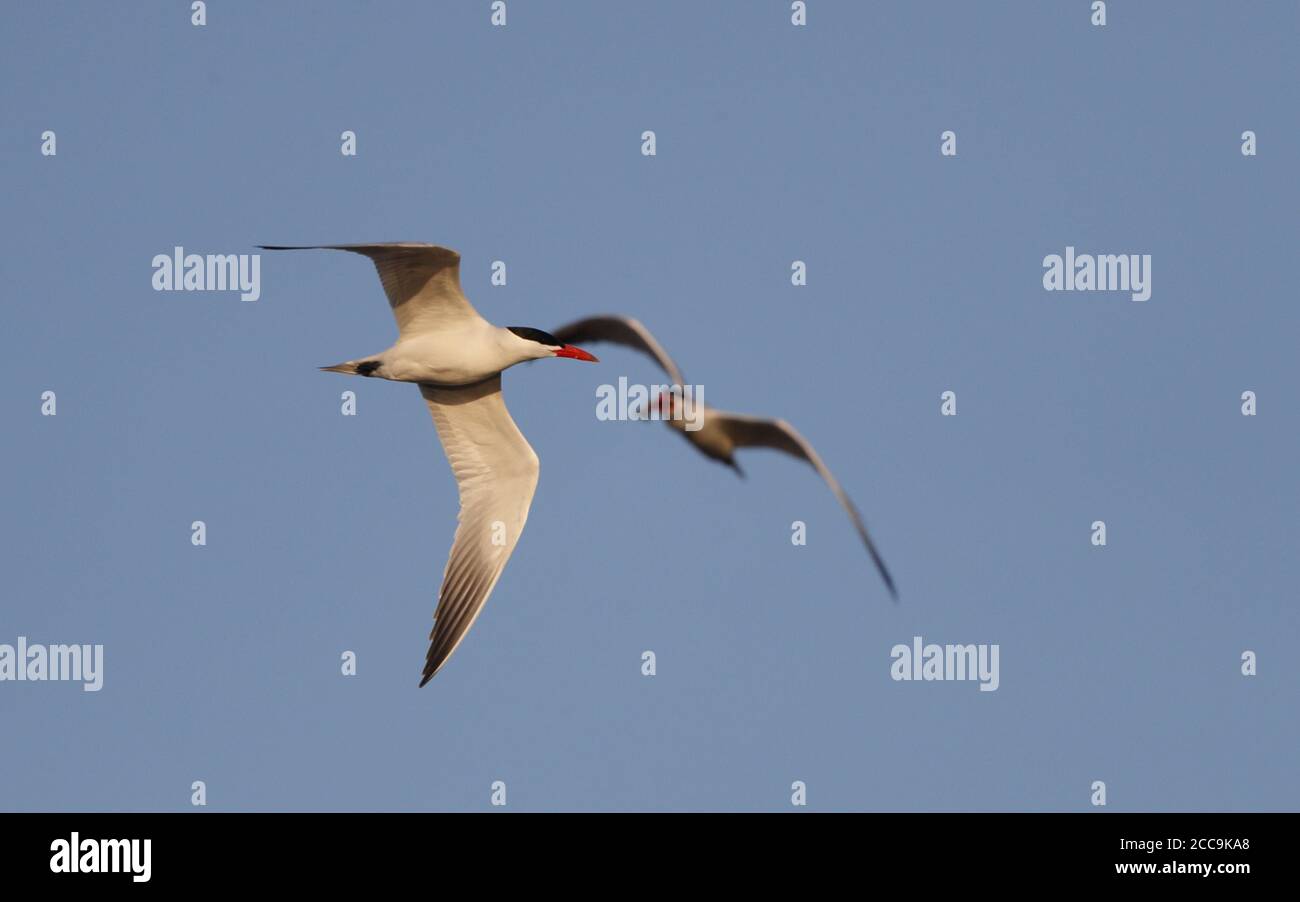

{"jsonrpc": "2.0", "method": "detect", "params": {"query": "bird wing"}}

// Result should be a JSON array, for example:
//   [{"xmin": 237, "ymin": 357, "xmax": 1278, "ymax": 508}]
[
  {"xmin": 551, "ymin": 315, "xmax": 687, "ymax": 386},
  {"xmin": 716, "ymin": 413, "xmax": 897, "ymax": 599},
  {"xmin": 258, "ymin": 243, "xmax": 485, "ymax": 336},
  {"xmin": 418, "ymin": 375, "xmax": 540, "ymax": 684}
]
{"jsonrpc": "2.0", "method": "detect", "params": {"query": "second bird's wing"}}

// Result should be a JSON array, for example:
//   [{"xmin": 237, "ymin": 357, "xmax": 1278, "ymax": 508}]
[
  {"xmin": 551, "ymin": 315, "xmax": 687, "ymax": 386},
  {"xmin": 716, "ymin": 412, "xmax": 898, "ymax": 599}
]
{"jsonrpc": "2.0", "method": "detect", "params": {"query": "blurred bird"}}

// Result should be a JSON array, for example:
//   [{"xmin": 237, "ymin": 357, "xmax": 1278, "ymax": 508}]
[{"xmin": 552, "ymin": 315, "xmax": 897, "ymax": 599}]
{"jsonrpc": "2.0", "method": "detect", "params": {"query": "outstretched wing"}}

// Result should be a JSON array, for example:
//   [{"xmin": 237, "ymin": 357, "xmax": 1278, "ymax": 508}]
[
  {"xmin": 258, "ymin": 243, "xmax": 484, "ymax": 336},
  {"xmin": 418, "ymin": 376, "xmax": 540, "ymax": 684},
  {"xmin": 551, "ymin": 315, "xmax": 687, "ymax": 387},
  {"xmin": 718, "ymin": 413, "xmax": 897, "ymax": 599}
]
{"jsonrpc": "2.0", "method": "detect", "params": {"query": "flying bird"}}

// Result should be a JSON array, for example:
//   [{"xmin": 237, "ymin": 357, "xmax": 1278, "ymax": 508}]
[
  {"xmin": 551, "ymin": 315, "xmax": 897, "ymax": 599},
  {"xmin": 260, "ymin": 244, "xmax": 599, "ymax": 684}
]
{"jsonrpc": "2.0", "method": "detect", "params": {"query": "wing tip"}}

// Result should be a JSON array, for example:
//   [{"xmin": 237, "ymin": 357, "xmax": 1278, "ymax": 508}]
[
  {"xmin": 419, "ymin": 658, "xmax": 439, "ymax": 687},
  {"xmin": 880, "ymin": 568, "xmax": 900, "ymax": 602},
  {"xmin": 870, "ymin": 552, "xmax": 899, "ymax": 601},
  {"xmin": 420, "ymin": 646, "xmax": 445, "ymax": 687}
]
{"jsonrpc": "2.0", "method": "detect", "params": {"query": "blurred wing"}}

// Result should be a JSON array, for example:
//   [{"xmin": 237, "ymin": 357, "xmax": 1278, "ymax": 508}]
[
  {"xmin": 551, "ymin": 315, "xmax": 686, "ymax": 386},
  {"xmin": 258, "ymin": 243, "xmax": 484, "ymax": 336},
  {"xmin": 418, "ymin": 376, "xmax": 540, "ymax": 684},
  {"xmin": 718, "ymin": 413, "xmax": 897, "ymax": 599}
]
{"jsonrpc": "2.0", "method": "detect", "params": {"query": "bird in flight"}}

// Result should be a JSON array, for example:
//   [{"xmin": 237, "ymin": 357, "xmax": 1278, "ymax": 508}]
[
  {"xmin": 260, "ymin": 244, "xmax": 599, "ymax": 684},
  {"xmin": 551, "ymin": 315, "xmax": 897, "ymax": 599}
]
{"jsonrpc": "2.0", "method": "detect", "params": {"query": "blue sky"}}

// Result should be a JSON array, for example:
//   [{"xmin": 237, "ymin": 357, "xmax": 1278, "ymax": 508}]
[{"xmin": 2, "ymin": 2, "xmax": 1296, "ymax": 811}]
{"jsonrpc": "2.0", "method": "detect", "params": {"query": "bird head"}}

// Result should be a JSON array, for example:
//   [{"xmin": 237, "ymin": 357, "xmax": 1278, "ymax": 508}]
[
  {"xmin": 507, "ymin": 327, "xmax": 599, "ymax": 362},
  {"xmin": 652, "ymin": 390, "xmax": 678, "ymax": 420}
]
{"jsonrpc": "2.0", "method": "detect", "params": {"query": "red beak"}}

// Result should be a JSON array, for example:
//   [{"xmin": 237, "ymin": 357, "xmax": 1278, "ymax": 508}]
[{"xmin": 554, "ymin": 345, "xmax": 599, "ymax": 362}]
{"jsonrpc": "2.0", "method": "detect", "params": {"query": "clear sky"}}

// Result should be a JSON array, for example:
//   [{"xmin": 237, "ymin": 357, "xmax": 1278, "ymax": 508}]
[{"xmin": 2, "ymin": 2, "xmax": 1296, "ymax": 812}]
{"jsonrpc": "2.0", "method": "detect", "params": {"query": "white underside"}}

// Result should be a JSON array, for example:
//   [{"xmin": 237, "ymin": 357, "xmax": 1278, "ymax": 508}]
[{"xmin": 375, "ymin": 320, "xmax": 541, "ymax": 385}]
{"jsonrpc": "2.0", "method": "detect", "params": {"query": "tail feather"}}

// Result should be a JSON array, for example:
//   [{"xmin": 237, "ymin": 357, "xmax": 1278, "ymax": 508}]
[
  {"xmin": 320, "ymin": 360, "xmax": 381, "ymax": 376},
  {"xmin": 320, "ymin": 362, "xmax": 358, "ymax": 374}
]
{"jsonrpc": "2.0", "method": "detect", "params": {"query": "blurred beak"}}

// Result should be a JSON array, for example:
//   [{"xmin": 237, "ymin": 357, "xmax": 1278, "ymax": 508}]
[{"xmin": 554, "ymin": 345, "xmax": 599, "ymax": 362}]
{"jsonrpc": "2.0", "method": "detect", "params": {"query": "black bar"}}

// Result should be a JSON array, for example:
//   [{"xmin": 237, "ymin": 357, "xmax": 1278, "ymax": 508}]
[{"xmin": 0, "ymin": 812, "xmax": 1284, "ymax": 887}]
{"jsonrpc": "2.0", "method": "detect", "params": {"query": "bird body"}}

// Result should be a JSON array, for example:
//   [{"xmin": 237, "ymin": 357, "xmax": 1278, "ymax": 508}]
[
  {"xmin": 657, "ymin": 400, "xmax": 738, "ymax": 463},
  {"xmin": 331, "ymin": 320, "xmax": 557, "ymax": 386},
  {"xmin": 260, "ymin": 243, "xmax": 597, "ymax": 684}
]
